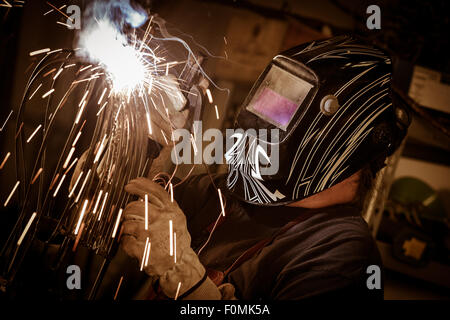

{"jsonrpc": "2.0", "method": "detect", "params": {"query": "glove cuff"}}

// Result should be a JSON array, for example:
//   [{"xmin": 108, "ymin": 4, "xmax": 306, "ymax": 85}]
[{"xmin": 159, "ymin": 248, "xmax": 205, "ymax": 298}]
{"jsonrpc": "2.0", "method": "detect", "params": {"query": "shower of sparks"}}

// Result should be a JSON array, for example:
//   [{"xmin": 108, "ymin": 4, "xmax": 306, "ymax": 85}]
[
  {"xmin": 218, "ymin": 188, "xmax": 225, "ymax": 217},
  {"xmin": 74, "ymin": 199, "xmax": 88, "ymax": 235},
  {"xmin": 111, "ymin": 208, "xmax": 123, "ymax": 238},
  {"xmin": 169, "ymin": 220, "xmax": 173, "ymax": 256},
  {"xmin": 17, "ymin": 212, "xmax": 37, "ymax": 246},
  {"xmin": 0, "ymin": 6, "xmax": 226, "ymax": 285},
  {"xmin": 4, "ymin": 181, "xmax": 20, "ymax": 207}
]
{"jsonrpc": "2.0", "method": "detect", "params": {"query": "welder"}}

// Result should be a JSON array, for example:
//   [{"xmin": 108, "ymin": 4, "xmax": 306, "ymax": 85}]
[{"xmin": 119, "ymin": 35, "xmax": 411, "ymax": 300}]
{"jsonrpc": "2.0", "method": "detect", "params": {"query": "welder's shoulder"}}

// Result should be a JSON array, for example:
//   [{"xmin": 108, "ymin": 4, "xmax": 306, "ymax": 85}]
[{"xmin": 271, "ymin": 208, "xmax": 383, "ymax": 299}]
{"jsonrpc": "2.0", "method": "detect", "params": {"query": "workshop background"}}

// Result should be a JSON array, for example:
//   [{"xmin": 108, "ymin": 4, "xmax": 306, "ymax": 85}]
[{"xmin": 0, "ymin": 0, "xmax": 449, "ymax": 299}]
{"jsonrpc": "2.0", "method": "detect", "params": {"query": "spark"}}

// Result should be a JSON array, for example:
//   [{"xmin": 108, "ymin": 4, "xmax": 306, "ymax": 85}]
[
  {"xmin": 49, "ymin": 173, "xmax": 60, "ymax": 191},
  {"xmin": 64, "ymin": 63, "xmax": 76, "ymax": 69},
  {"xmin": 75, "ymin": 169, "xmax": 91, "ymax": 203},
  {"xmin": 75, "ymin": 100, "xmax": 87, "ymax": 124},
  {"xmin": 190, "ymin": 133, "xmax": 198, "ymax": 155},
  {"xmin": 145, "ymin": 241, "xmax": 151, "ymax": 267},
  {"xmin": 4, "ymin": 181, "xmax": 20, "ymax": 207},
  {"xmin": 42, "ymin": 88, "xmax": 55, "ymax": 98},
  {"xmin": 140, "ymin": 237, "xmax": 149, "ymax": 271},
  {"xmin": 174, "ymin": 282, "xmax": 182, "ymax": 300},
  {"xmin": 17, "ymin": 212, "xmax": 37, "ymax": 246},
  {"xmin": 174, "ymin": 232, "xmax": 177, "ymax": 263},
  {"xmin": 98, "ymin": 192, "xmax": 108, "ymax": 221},
  {"xmin": 114, "ymin": 276, "xmax": 124, "ymax": 300},
  {"xmin": 63, "ymin": 147, "xmax": 75, "ymax": 169},
  {"xmin": 96, "ymin": 101, "xmax": 108, "ymax": 116},
  {"xmin": 53, "ymin": 68, "xmax": 63, "ymax": 80},
  {"xmin": 64, "ymin": 157, "xmax": 78, "ymax": 174},
  {"xmin": 31, "ymin": 168, "xmax": 43, "ymax": 185},
  {"xmin": 79, "ymin": 65, "xmax": 92, "ymax": 72},
  {"xmin": 43, "ymin": 68, "xmax": 56, "ymax": 78},
  {"xmin": 0, "ymin": 152, "xmax": 11, "ymax": 170},
  {"xmin": 46, "ymin": 1, "xmax": 73, "ymax": 22},
  {"xmin": 53, "ymin": 174, "xmax": 66, "ymax": 197},
  {"xmin": 0, "ymin": 1, "xmax": 12, "ymax": 8},
  {"xmin": 15, "ymin": 122, "xmax": 23, "ymax": 139},
  {"xmin": 146, "ymin": 112, "xmax": 152, "ymax": 135},
  {"xmin": 29, "ymin": 83, "xmax": 42, "ymax": 100},
  {"xmin": 29, "ymin": 48, "xmax": 50, "ymax": 56},
  {"xmin": 160, "ymin": 129, "xmax": 168, "ymax": 145},
  {"xmin": 98, "ymin": 87, "xmax": 107, "ymax": 105},
  {"xmin": 169, "ymin": 182, "xmax": 174, "ymax": 203},
  {"xmin": 79, "ymin": 90, "xmax": 89, "ymax": 107},
  {"xmin": 68, "ymin": 171, "xmax": 83, "ymax": 198},
  {"xmin": 46, "ymin": 48, "xmax": 62, "ymax": 55},
  {"xmin": 74, "ymin": 199, "xmax": 88, "ymax": 235},
  {"xmin": 94, "ymin": 134, "xmax": 107, "ymax": 163},
  {"xmin": 92, "ymin": 190, "xmax": 103, "ymax": 214},
  {"xmin": 0, "ymin": 110, "xmax": 13, "ymax": 131},
  {"xmin": 169, "ymin": 220, "xmax": 173, "ymax": 256},
  {"xmin": 218, "ymin": 188, "xmax": 225, "ymax": 217},
  {"xmin": 215, "ymin": 105, "xmax": 220, "ymax": 120},
  {"xmin": 26, "ymin": 124, "xmax": 42, "ymax": 143},
  {"xmin": 144, "ymin": 194, "xmax": 148, "ymax": 230},
  {"xmin": 56, "ymin": 21, "xmax": 71, "ymax": 29},
  {"xmin": 72, "ymin": 131, "xmax": 82, "ymax": 147},
  {"xmin": 111, "ymin": 208, "xmax": 123, "ymax": 238},
  {"xmin": 206, "ymin": 88, "xmax": 213, "ymax": 104}
]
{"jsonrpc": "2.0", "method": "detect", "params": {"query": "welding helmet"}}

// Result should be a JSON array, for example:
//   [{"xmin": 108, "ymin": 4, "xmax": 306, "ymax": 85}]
[{"xmin": 225, "ymin": 35, "xmax": 410, "ymax": 206}]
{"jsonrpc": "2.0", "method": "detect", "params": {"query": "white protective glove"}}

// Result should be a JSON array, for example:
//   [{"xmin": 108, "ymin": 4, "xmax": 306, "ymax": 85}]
[
  {"xmin": 147, "ymin": 75, "xmax": 189, "ymax": 148},
  {"xmin": 121, "ymin": 177, "xmax": 217, "ymax": 299}
]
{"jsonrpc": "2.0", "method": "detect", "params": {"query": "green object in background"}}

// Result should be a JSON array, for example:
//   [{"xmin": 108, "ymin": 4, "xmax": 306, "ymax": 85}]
[{"xmin": 389, "ymin": 177, "xmax": 447, "ymax": 223}]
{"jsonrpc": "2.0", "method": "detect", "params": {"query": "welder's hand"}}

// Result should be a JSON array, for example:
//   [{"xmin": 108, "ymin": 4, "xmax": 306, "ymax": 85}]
[
  {"xmin": 148, "ymin": 75, "xmax": 189, "ymax": 147},
  {"xmin": 121, "ymin": 177, "xmax": 205, "ymax": 298}
]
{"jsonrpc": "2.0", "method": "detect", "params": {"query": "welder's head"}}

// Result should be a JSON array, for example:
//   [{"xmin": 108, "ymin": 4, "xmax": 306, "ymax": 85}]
[{"xmin": 225, "ymin": 35, "xmax": 410, "ymax": 206}]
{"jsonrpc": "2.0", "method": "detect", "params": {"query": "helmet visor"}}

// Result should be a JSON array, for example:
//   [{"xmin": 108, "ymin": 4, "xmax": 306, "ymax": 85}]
[{"xmin": 246, "ymin": 64, "xmax": 314, "ymax": 131}]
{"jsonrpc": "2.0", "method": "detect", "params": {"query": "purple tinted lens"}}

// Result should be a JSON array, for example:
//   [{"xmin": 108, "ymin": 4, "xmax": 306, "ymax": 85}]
[{"xmin": 252, "ymin": 87, "xmax": 298, "ymax": 126}]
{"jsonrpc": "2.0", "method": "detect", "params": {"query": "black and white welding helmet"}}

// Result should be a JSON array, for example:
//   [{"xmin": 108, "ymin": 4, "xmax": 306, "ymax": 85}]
[{"xmin": 225, "ymin": 35, "xmax": 409, "ymax": 206}]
